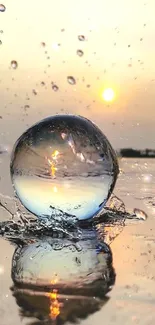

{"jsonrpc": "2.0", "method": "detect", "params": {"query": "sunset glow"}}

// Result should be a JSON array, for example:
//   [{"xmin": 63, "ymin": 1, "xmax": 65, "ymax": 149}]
[
  {"xmin": 47, "ymin": 150, "xmax": 59, "ymax": 177},
  {"xmin": 47, "ymin": 289, "xmax": 61, "ymax": 320},
  {"xmin": 102, "ymin": 88, "xmax": 115, "ymax": 102}
]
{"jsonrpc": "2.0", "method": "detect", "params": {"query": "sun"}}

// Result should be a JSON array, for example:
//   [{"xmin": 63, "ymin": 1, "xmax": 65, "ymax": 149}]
[{"xmin": 102, "ymin": 88, "xmax": 115, "ymax": 102}]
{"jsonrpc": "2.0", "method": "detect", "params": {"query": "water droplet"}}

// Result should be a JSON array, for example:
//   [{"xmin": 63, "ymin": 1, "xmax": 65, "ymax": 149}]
[
  {"xmin": 0, "ymin": 30, "xmax": 3, "ymax": 33},
  {"xmin": 52, "ymin": 84, "xmax": 59, "ymax": 91},
  {"xmin": 67, "ymin": 76, "xmax": 76, "ymax": 85},
  {"xmin": 0, "ymin": 144, "xmax": 9, "ymax": 154},
  {"xmin": 10, "ymin": 115, "xmax": 119, "ymax": 221},
  {"xmin": 140, "ymin": 38, "xmax": 143, "ymax": 41},
  {"xmin": 32, "ymin": 89, "xmax": 37, "ymax": 95},
  {"xmin": 24, "ymin": 105, "xmax": 29, "ymax": 111},
  {"xmin": 77, "ymin": 49, "xmax": 84, "ymax": 57},
  {"xmin": 78, "ymin": 35, "xmax": 86, "ymax": 41},
  {"xmin": 0, "ymin": 4, "xmax": 5, "ymax": 12},
  {"xmin": 11, "ymin": 60, "xmax": 18, "ymax": 69},
  {"xmin": 41, "ymin": 42, "xmax": 46, "ymax": 47},
  {"xmin": 133, "ymin": 208, "xmax": 148, "ymax": 220}
]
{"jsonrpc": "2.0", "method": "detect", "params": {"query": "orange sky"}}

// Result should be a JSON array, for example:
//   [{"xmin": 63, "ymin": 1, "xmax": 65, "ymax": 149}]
[{"xmin": 0, "ymin": 0, "xmax": 155, "ymax": 149}]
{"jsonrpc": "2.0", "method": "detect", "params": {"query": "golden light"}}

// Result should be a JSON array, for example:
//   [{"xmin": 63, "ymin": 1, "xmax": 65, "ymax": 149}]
[
  {"xmin": 47, "ymin": 289, "xmax": 61, "ymax": 320},
  {"xmin": 51, "ymin": 150, "xmax": 59, "ymax": 160},
  {"xmin": 50, "ymin": 276, "xmax": 58, "ymax": 285},
  {"xmin": 50, "ymin": 163, "xmax": 57, "ymax": 177},
  {"xmin": 102, "ymin": 88, "xmax": 115, "ymax": 102},
  {"xmin": 53, "ymin": 186, "xmax": 58, "ymax": 193},
  {"xmin": 47, "ymin": 150, "xmax": 59, "ymax": 177}
]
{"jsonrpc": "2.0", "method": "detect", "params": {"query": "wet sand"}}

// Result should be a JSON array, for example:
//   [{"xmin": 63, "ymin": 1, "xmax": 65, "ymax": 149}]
[{"xmin": 0, "ymin": 158, "xmax": 155, "ymax": 325}]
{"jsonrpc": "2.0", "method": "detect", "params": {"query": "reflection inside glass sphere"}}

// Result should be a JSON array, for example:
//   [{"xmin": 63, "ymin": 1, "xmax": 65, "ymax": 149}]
[
  {"xmin": 11, "ymin": 230, "xmax": 115, "ymax": 324},
  {"xmin": 10, "ymin": 115, "xmax": 119, "ymax": 221}
]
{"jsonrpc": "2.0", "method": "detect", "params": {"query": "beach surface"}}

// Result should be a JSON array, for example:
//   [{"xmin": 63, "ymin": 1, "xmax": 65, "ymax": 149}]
[{"xmin": 0, "ymin": 158, "xmax": 155, "ymax": 325}]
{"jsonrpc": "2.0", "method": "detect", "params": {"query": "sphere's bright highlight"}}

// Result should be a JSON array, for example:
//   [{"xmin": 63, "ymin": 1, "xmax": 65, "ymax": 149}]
[
  {"xmin": 10, "ymin": 115, "xmax": 119, "ymax": 220},
  {"xmin": 102, "ymin": 88, "xmax": 115, "ymax": 102}
]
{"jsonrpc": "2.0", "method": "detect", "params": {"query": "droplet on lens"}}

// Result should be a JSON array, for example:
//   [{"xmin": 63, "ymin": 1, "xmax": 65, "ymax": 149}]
[
  {"xmin": 10, "ymin": 115, "xmax": 119, "ymax": 220},
  {"xmin": 77, "ymin": 49, "xmax": 84, "ymax": 57},
  {"xmin": 67, "ymin": 76, "xmax": 76, "ymax": 85},
  {"xmin": 11, "ymin": 60, "xmax": 18, "ymax": 69},
  {"xmin": 78, "ymin": 35, "xmax": 85, "ymax": 41},
  {"xmin": 0, "ymin": 4, "xmax": 5, "ymax": 12}
]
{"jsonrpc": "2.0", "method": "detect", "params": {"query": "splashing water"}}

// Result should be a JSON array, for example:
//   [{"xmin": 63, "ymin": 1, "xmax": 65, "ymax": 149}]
[
  {"xmin": 1, "ymin": 193, "xmax": 146, "ymax": 323},
  {"xmin": 0, "ymin": 114, "xmax": 148, "ymax": 325},
  {"xmin": 0, "ymin": 192, "xmax": 146, "ymax": 245},
  {"xmin": 133, "ymin": 208, "xmax": 148, "ymax": 220},
  {"xmin": 10, "ymin": 115, "xmax": 119, "ymax": 221}
]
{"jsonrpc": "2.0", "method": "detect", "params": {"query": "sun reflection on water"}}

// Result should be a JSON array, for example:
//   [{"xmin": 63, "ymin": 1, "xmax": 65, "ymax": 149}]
[
  {"xmin": 47, "ymin": 288, "xmax": 63, "ymax": 320},
  {"xmin": 47, "ymin": 149, "xmax": 60, "ymax": 177}
]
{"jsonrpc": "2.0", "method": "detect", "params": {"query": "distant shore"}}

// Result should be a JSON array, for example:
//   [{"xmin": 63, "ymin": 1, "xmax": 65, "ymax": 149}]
[{"xmin": 118, "ymin": 148, "xmax": 155, "ymax": 158}]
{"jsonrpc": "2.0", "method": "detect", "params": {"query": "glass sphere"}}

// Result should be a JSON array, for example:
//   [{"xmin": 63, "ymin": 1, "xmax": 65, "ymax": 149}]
[{"xmin": 10, "ymin": 115, "xmax": 119, "ymax": 220}]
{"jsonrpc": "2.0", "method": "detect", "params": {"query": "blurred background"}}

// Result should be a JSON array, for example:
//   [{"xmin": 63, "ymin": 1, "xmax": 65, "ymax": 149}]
[{"xmin": 0, "ymin": 0, "xmax": 155, "ymax": 152}]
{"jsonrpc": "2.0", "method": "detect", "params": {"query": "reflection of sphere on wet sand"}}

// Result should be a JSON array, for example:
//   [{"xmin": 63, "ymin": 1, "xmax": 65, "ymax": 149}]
[
  {"xmin": 11, "ymin": 234, "xmax": 115, "ymax": 324},
  {"xmin": 12, "ymin": 288, "xmax": 109, "ymax": 325}
]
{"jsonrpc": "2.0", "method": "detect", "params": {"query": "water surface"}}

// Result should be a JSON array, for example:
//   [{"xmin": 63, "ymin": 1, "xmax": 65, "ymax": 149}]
[{"xmin": 0, "ymin": 158, "xmax": 155, "ymax": 325}]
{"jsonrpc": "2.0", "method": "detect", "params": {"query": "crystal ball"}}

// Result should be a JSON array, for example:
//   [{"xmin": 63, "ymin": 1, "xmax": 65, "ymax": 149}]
[{"xmin": 10, "ymin": 115, "xmax": 119, "ymax": 220}]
